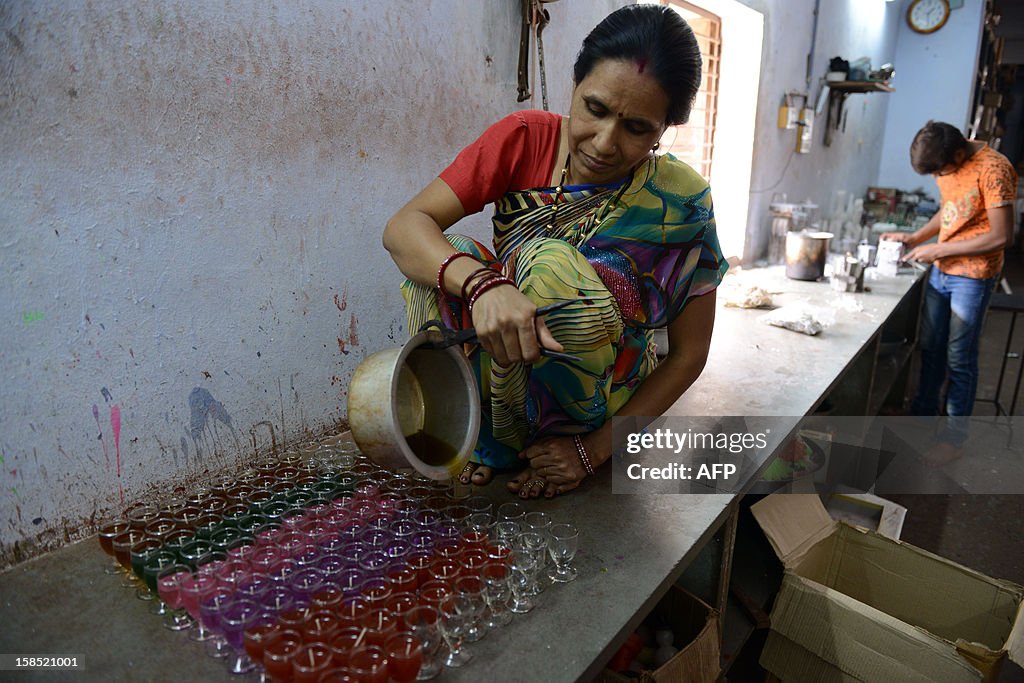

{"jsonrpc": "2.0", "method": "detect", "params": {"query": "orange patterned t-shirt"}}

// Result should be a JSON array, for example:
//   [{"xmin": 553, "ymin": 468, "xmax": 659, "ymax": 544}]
[{"xmin": 935, "ymin": 144, "xmax": 1017, "ymax": 279}]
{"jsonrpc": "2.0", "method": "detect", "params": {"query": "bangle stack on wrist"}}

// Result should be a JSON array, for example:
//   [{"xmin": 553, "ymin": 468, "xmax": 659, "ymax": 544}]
[
  {"xmin": 460, "ymin": 267, "xmax": 499, "ymax": 302},
  {"xmin": 435, "ymin": 253, "xmax": 514, "ymax": 315},
  {"xmin": 467, "ymin": 275, "xmax": 515, "ymax": 313},
  {"xmin": 436, "ymin": 252, "xmax": 474, "ymax": 295},
  {"xmin": 573, "ymin": 435, "xmax": 595, "ymax": 476}
]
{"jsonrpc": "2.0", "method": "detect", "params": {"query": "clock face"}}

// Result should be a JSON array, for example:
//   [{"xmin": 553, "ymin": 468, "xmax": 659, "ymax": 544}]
[{"xmin": 908, "ymin": 0, "xmax": 950, "ymax": 34}]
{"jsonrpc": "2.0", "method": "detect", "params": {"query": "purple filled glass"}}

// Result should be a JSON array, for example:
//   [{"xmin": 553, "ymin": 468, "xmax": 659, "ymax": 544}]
[
  {"xmin": 289, "ymin": 567, "xmax": 326, "ymax": 599},
  {"xmin": 259, "ymin": 586, "xmax": 295, "ymax": 617},
  {"xmin": 337, "ymin": 567, "xmax": 367, "ymax": 596},
  {"xmin": 317, "ymin": 533, "xmax": 347, "ymax": 555},
  {"xmin": 339, "ymin": 541, "xmax": 369, "ymax": 566},
  {"xmin": 359, "ymin": 527, "xmax": 393, "ymax": 549},
  {"xmin": 357, "ymin": 550, "xmax": 390, "ymax": 577},
  {"xmin": 391, "ymin": 519, "xmax": 418, "ymax": 540},
  {"xmin": 277, "ymin": 530, "xmax": 308, "ymax": 557},
  {"xmin": 293, "ymin": 546, "xmax": 323, "ymax": 570},
  {"xmin": 250, "ymin": 545, "xmax": 285, "ymax": 573},
  {"xmin": 413, "ymin": 509, "xmax": 442, "ymax": 530},
  {"xmin": 253, "ymin": 522, "xmax": 283, "ymax": 547},
  {"xmin": 366, "ymin": 516, "xmax": 393, "ymax": 532},
  {"xmin": 199, "ymin": 587, "xmax": 235, "ymax": 637},
  {"xmin": 236, "ymin": 572, "xmax": 273, "ymax": 602},
  {"xmin": 318, "ymin": 553, "xmax": 346, "ymax": 576},
  {"xmin": 394, "ymin": 500, "xmax": 420, "ymax": 520},
  {"xmin": 410, "ymin": 531, "xmax": 435, "ymax": 552},
  {"xmin": 384, "ymin": 539, "xmax": 412, "ymax": 566},
  {"xmin": 435, "ymin": 522, "xmax": 462, "ymax": 541},
  {"xmin": 220, "ymin": 598, "xmax": 261, "ymax": 651},
  {"xmin": 265, "ymin": 557, "xmax": 298, "ymax": 586}
]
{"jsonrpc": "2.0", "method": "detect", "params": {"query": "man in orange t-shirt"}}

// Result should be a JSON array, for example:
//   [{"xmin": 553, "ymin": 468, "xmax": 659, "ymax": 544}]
[{"xmin": 882, "ymin": 121, "xmax": 1016, "ymax": 464}]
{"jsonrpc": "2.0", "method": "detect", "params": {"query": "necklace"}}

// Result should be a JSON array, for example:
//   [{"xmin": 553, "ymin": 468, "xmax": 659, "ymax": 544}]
[{"xmin": 547, "ymin": 154, "xmax": 572, "ymax": 231}]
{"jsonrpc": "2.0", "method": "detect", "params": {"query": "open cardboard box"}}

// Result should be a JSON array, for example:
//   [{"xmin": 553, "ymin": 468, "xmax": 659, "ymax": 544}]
[
  {"xmin": 752, "ymin": 494, "xmax": 1024, "ymax": 682},
  {"xmin": 597, "ymin": 586, "xmax": 720, "ymax": 683},
  {"xmin": 823, "ymin": 490, "xmax": 907, "ymax": 540}
]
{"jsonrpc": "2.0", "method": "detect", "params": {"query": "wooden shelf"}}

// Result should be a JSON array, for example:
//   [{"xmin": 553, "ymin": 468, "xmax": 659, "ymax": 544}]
[{"xmin": 827, "ymin": 80, "xmax": 894, "ymax": 93}]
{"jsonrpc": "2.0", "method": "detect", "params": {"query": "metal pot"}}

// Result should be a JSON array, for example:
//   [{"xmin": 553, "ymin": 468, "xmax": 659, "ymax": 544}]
[
  {"xmin": 785, "ymin": 230, "xmax": 834, "ymax": 281},
  {"xmin": 347, "ymin": 330, "xmax": 480, "ymax": 480}
]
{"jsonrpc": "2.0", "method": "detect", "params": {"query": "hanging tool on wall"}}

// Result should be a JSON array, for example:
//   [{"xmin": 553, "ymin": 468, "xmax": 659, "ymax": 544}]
[{"xmin": 516, "ymin": 0, "xmax": 559, "ymax": 110}]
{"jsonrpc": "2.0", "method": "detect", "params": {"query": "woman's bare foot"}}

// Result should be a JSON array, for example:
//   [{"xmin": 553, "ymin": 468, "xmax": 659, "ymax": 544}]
[
  {"xmin": 508, "ymin": 469, "xmax": 560, "ymax": 498},
  {"xmin": 459, "ymin": 462, "xmax": 494, "ymax": 485}
]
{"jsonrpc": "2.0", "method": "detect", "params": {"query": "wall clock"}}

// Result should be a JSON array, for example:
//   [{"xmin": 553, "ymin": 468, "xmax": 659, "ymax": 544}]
[{"xmin": 907, "ymin": 0, "xmax": 951, "ymax": 34}]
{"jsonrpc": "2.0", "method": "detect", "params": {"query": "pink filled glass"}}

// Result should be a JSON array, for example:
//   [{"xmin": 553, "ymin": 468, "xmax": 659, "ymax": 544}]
[{"xmin": 156, "ymin": 563, "xmax": 194, "ymax": 631}]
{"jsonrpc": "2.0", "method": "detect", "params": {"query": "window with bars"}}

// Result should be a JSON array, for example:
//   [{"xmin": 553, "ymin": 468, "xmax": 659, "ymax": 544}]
[{"xmin": 657, "ymin": 1, "xmax": 721, "ymax": 179}]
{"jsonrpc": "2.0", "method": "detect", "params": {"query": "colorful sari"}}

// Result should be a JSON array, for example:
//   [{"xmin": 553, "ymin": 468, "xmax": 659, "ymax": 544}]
[{"xmin": 402, "ymin": 153, "xmax": 728, "ymax": 470}]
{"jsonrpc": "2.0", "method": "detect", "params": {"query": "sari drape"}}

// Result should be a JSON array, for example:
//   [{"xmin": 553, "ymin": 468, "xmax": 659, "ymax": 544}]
[{"xmin": 401, "ymin": 153, "xmax": 728, "ymax": 469}]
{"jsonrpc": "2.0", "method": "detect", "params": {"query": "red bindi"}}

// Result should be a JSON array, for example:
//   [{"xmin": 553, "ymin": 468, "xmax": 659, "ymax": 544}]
[{"xmin": 636, "ymin": 58, "xmax": 648, "ymax": 74}]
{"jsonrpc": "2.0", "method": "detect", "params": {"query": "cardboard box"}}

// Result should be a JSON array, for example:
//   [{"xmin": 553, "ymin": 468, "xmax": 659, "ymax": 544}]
[
  {"xmin": 752, "ymin": 494, "xmax": 1024, "ymax": 682},
  {"xmin": 597, "ymin": 586, "xmax": 720, "ymax": 683},
  {"xmin": 823, "ymin": 490, "xmax": 907, "ymax": 540}
]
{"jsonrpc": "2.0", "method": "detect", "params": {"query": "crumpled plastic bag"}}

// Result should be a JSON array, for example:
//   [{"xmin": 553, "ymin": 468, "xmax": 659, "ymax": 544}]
[
  {"xmin": 760, "ymin": 303, "xmax": 835, "ymax": 336},
  {"xmin": 723, "ymin": 285, "xmax": 774, "ymax": 309}
]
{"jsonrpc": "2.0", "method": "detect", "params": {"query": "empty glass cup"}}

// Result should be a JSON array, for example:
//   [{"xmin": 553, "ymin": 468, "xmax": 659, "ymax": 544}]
[{"xmin": 548, "ymin": 523, "xmax": 579, "ymax": 583}]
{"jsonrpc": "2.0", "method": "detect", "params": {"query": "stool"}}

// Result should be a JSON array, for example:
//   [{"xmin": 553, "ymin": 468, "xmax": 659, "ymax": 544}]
[{"xmin": 977, "ymin": 292, "xmax": 1024, "ymax": 416}]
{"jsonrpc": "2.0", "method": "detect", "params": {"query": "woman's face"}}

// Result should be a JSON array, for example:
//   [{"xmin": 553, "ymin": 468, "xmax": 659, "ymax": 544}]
[{"xmin": 567, "ymin": 59, "xmax": 670, "ymax": 186}]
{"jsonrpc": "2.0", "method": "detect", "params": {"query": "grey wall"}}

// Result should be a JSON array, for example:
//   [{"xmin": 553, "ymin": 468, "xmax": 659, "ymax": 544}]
[
  {"xmin": 739, "ymin": 0, "xmax": 902, "ymax": 261},
  {"xmin": 877, "ymin": 0, "xmax": 986, "ymax": 194},
  {"xmin": 0, "ymin": 0, "xmax": 626, "ymax": 567},
  {"xmin": 0, "ymin": 0, "xmax": 988, "ymax": 566}
]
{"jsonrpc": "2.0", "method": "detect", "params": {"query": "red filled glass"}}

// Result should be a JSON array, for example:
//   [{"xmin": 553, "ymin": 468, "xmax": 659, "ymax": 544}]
[
  {"xmin": 303, "ymin": 610, "xmax": 342, "ymax": 643},
  {"xmin": 291, "ymin": 642, "xmax": 333, "ymax": 683},
  {"xmin": 327, "ymin": 626, "xmax": 366, "ymax": 668},
  {"xmin": 98, "ymin": 520, "xmax": 130, "ymax": 556},
  {"xmin": 384, "ymin": 632, "xmax": 422, "ymax": 683},
  {"xmin": 386, "ymin": 566, "xmax": 418, "ymax": 595},
  {"xmin": 277, "ymin": 606, "xmax": 310, "ymax": 632},
  {"xmin": 348, "ymin": 645, "xmax": 389, "ymax": 683},
  {"xmin": 405, "ymin": 551, "xmax": 434, "ymax": 590},
  {"xmin": 263, "ymin": 629, "xmax": 304, "ymax": 683},
  {"xmin": 417, "ymin": 581, "xmax": 452, "ymax": 612},
  {"xmin": 384, "ymin": 591, "xmax": 418, "ymax": 629},
  {"xmin": 336, "ymin": 597, "xmax": 370, "ymax": 629},
  {"xmin": 243, "ymin": 621, "xmax": 279, "ymax": 664},
  {"xmin": 458, "ymin": 549, "xmax": 489, "ymax": 578},
  {"xmin": 428, "ymin": 557, "xmax": 461, "ymax": 586},
  {"xmin": 360, "ymin": 609, "xmax": 398, "ymax": 648}
]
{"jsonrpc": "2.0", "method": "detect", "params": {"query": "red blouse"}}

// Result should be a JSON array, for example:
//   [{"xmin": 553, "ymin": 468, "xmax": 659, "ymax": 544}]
[{"xmin": 439, "ymin": 110, "xmax": 563, "ymax": 216}]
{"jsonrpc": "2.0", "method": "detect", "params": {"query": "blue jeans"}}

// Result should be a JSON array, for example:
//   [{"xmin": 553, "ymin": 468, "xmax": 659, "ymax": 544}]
[{"xmin": 911, "ymin": 267, "xmax": 996, "ymax": 445}]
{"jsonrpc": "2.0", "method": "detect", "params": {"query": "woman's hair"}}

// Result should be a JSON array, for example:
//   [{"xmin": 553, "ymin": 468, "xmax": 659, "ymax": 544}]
[
  {"xmin": 910, "ymin": 121, "xmax": 969, "ymax": 174},
  {"xmin": 573, "ymin": 4, "xmax": 702, "ymax": 126}
]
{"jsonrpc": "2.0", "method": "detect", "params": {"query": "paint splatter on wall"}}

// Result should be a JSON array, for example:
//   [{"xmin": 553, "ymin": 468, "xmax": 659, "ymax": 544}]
[{"xmin": 188, "ymin": 388, "xmax": 240, "ymax": 458}]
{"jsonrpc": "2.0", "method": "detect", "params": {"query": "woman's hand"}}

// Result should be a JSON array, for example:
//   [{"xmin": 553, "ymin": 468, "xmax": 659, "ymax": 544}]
[{"xmin": 470, "ymin": 285, "xmax": 563, "ymax": 366}]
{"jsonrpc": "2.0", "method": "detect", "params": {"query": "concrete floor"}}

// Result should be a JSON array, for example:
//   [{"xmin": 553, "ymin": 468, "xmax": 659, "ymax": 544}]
[
  {"xmin": 888, "ymin": 249, "xmax": 1024, "ymax": 589},
  {"xmin": 729, "ymin": 253, "xmax": 1024, "ymax": 682}
]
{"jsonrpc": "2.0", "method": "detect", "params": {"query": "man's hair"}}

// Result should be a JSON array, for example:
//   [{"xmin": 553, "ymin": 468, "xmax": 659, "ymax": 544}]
[{"xmin": 910, "ymin": 121, "xmax": 969, "ymax": 175}]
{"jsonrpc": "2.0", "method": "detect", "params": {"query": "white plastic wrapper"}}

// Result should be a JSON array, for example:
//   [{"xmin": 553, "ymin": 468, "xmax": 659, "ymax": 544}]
[
  {"xmin": 723, "ymin": 285, "xmax": 774, "ymax": 309},
  {"xmin": 760, "ymin": 303, "xmax": 835, "ymax": 336}
]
